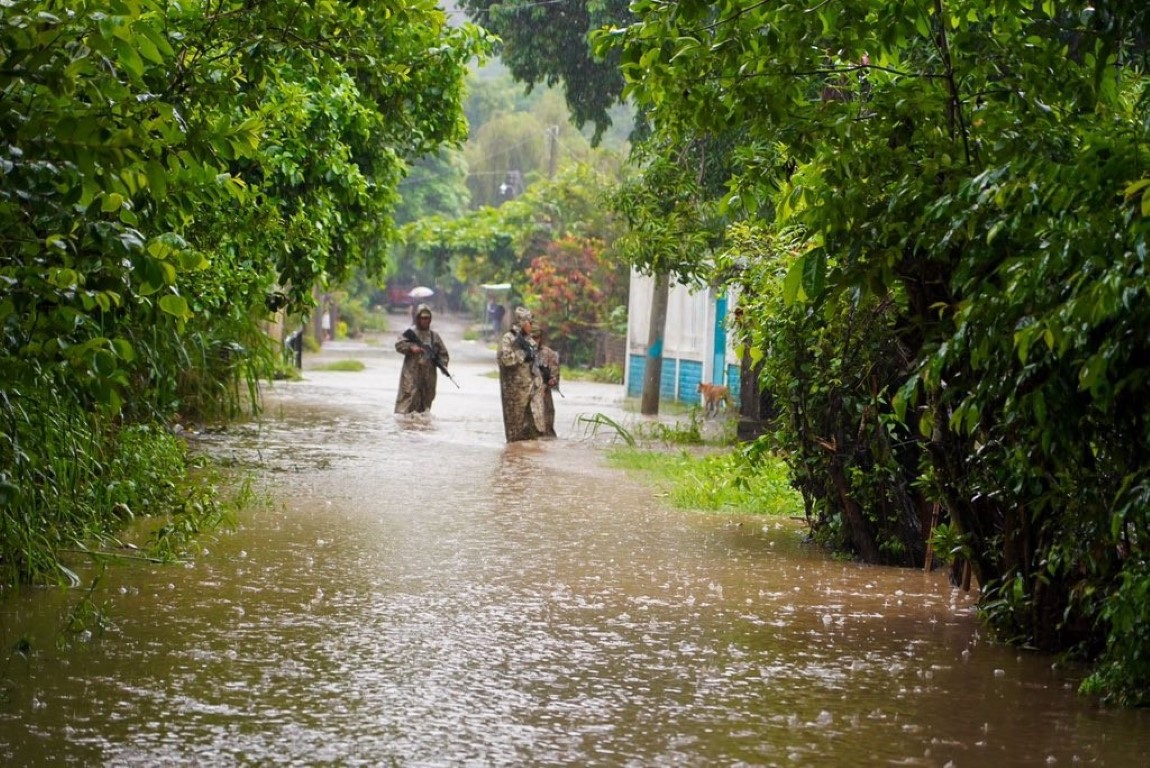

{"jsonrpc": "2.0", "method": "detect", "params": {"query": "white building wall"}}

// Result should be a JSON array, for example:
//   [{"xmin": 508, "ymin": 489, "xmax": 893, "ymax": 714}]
[
  {"xmin": 627, "ymin": 271, "xmax": 654, "ymax": 352},
  {"xmin": 666, "ymin": 281, "xmax": 709, "ymax": 358},
  {"xmin": 627, "ymin": 272, "xmax": 710, "ymax": 356},
  {"xmin": 625, "ymin": 269, "xmax": 715, "ymax": 399}
]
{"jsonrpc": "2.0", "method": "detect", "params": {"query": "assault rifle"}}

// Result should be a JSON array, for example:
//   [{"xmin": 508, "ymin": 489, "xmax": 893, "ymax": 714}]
[
  {"xmin": 514, "ymin": 329, "xmax": 536, "ymax": 364},
  {"xmin": 401, "ymin": 328, "xmax": 460, "ymax": 388},
  {"xmin": 522, "ymin": 328, "xmax": 563, "ymax": 399},
  {"xmin": 515, "ymin": 330, "xmax": 563, "ymax": 396},
  {"xmin": 539, "ymin": 363, "xmax": 564, "ymax": 398}
]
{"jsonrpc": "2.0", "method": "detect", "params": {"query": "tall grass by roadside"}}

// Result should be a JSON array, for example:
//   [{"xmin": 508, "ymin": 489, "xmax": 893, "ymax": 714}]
[
  {"xmin": 606, "ymin": 443, "xmax": 802, "ymax": 516},
  {"xmin": 577, "ymin": 407, "xmax": 742, "ymax": 446},
  {"xmin": 578, "ymin": 412, "xmax": 801, "ymax": 516},
  {"xmin": 0, "ymin": 367, "xmax": 234, "ymax": 589},
  {"xmin": 0, "ymin": 314, "xmax": 270, "ymax": 590},
  {"xmin": 126, "ymin": 316, "xmax": 275, "ymax": 424}
]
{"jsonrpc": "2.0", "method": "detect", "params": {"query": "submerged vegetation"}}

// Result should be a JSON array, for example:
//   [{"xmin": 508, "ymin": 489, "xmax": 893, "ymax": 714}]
[
  {"xmin": 607, "ymin": 442, "xmax": 801, "ymax": 517},
  {"xmin": 0, "ymin": 419, "xmax": 229, "ymax": 588},
  {"xmin": 583, "ymin": 411, "xmax": 799, "ymax": 516}
]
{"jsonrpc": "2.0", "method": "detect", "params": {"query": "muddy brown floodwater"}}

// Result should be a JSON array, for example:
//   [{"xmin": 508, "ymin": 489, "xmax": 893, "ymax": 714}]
[{"xmin": 2, "ymin": 312, "xmax": 1149, "ymax": 766}]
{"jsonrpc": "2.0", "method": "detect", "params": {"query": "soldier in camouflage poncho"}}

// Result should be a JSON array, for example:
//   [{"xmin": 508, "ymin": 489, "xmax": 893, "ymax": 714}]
[
  {"xmin": 394, "ymin": 304, "xmax": 449, "ymax": 414},
  {"xmin": 498, "ymin": 307, "xmax": 545, "ymax": 442},
  {"xmin": 532, "ymin": 326, "xmax": 559, "ymax": 438}
]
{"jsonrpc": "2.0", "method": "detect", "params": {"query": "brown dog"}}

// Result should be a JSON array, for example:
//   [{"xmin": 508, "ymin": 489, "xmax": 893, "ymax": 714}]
[{"xmin": 697, "ymin": 382, "xmax": 731, "ymax": 418}]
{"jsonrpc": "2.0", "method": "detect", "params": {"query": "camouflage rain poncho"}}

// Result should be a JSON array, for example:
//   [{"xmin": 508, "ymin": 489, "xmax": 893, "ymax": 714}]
[
  {"xmin": 394, "ymin": 305, "xmax": 448, "ymax": 414},
  {"xmin": 532, "ymin": 343, "xmax": 559, "ymax": 438},
  {"xmin": 498, "ymin": 319, "xmax": 544, "ymax": 442}
]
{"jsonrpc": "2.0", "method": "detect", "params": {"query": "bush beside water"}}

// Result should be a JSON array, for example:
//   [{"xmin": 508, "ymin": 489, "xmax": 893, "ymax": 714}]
[
  {"xmin": 607, "ymin": 443, "xmax": 802, "ymax": 517},
  {"xmin": 0, "ymin": 384, "xmax": 230, "ymax": 589}
]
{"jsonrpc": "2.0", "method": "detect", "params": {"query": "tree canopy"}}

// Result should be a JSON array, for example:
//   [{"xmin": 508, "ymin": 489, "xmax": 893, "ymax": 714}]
[
  {"xmin": 400, "ymin": 162, "xmax": 627, "ymax": 365},
  {"xmin": 601, "ymin": 1, "xmax": 1150, "ymax": 704},
  {"xmin": 0, "ymin": 0, "xmax": 487, "ymax": 585},
  {"xmin": 459, "ymin": 0, "xmax": 632, "ymax": 143}
]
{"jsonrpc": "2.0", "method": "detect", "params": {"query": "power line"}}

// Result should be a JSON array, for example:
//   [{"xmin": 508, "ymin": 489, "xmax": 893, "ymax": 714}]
[
  {"xmin": 399, "ymin": 169, "xmax": 505, "ymax": 187},
  {"xmin": 474, "ymin": 131, "xmax": 544, "ymax": 162},
  {"xmin": 399, "ymin": 127, "xmax": 560, "ymax": 187},
  {"xmin": 445, "ymin": 0, "xmax": 572, "ymax": 21},
  {"xmin": 551, "ymin": 134, "xmax": 585, "ymax": 161}
]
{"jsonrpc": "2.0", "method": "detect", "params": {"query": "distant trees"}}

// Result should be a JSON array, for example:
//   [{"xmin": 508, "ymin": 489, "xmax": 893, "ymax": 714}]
[
  {"xmin": 465, "ymin": 113, "xmax": 550, "ymax": 208},
  {"xmin": 381, "ymin": 72, "xmax": 619, "ymax": 296},
  {"xmin": 386, "ymin": 51, "xmax": 631, "ymax": 357},
  {"xmin": 401, "ymin": 164, "xmax": 627, "ymax": 365}
]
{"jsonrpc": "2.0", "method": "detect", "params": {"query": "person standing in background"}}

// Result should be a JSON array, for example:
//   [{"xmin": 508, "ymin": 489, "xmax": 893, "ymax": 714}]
[
  {"xmin": 486, "ymin": 300, "xmax": 498, "ymax": 340},
  {"xmin": 492, "ymin": 302, "xmax": 506, "ymax": 339},
  {"xmin": 394, "ymin": 304, "xmax": 449, "ymax": 414},
  {"xmin": 532, "ymin": 326, "xmax": 560, "ymax": 438}
]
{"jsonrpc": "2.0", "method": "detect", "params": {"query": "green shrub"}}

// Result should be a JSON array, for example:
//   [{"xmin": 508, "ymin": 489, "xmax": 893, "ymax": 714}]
[
  {"xmin": 606, "ymin": 437, "xmax": 803, "ymax": 517},
  {"xmin": 1080, "ymin": 559, "xmax": 1150, "ymax": 707},
  {"xmin": 565, "ymin": 363, "xmax": 623, "ymax": 384},
  {"xmin": 312, "ymin": 359, "xmax": 366, "ymax": 372},
  {"xmin": 0, "ymin": 382, "xmax": 229, "ymax": 588}
]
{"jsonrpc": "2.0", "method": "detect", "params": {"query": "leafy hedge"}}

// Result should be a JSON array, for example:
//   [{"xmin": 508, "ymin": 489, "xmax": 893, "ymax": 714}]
[
  {"xmin": 606, "ymin": 1, "xmax": 1150, "ymax": 704},
  {"xmin": 0, "ymin": 0, "xmax": 487, "ymax": 586}
]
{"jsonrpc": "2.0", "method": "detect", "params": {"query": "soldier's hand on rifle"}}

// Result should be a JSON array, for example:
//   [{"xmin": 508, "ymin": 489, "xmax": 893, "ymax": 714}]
[{"xmin": 514, "ymin": 331, "xmax": 533, "ymax": 359}]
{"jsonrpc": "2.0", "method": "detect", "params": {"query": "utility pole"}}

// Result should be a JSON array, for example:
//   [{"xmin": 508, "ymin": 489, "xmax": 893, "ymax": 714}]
[{"xmin": 547, "ymin": 125, "xmax": 559, "ymax": 180}]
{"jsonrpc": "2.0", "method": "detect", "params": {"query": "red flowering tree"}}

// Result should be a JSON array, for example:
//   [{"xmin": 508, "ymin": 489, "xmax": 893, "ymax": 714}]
[{"xmin": 526, "ymin": 236, "xmax": 623, "ymax": 367}]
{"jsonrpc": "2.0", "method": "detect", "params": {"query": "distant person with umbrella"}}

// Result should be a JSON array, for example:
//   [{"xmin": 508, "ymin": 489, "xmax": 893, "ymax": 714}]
[
  {"xmin": 408, "ymin": 285, "xmax": 434, "ymax": 322},
  {"xmin": 394, "ymin": 303, "xmax": 450, "ymax": 414}
]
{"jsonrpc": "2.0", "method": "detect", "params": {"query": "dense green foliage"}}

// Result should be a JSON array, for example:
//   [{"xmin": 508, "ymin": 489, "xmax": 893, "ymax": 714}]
[
  {"xmin": 526, "ymin": 235, "xmax": 621, "ymax": 364},
  {"xmin": 369, "ymin": 72, "xmax": 628, "ymax": 313},
  {"xmin": 602, "ymin": 2, "xmax": 1150, "ymax": 704},
  {"xmin": 718, "ymin": 225, "xmax": 924, "ymax": 566},
  {"xmin": 611, "ymin": 140, "xmax": 725, "ymax": 283},
  {"xmin": 0, "ymin": 0, "xmax": 485, "ymax": 587}
]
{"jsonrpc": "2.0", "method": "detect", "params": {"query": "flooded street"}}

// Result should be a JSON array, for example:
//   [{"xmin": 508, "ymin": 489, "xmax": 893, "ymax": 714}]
[{"xmin": 2, "ymin": 312, "xmax": 1148, "ymax": 766}]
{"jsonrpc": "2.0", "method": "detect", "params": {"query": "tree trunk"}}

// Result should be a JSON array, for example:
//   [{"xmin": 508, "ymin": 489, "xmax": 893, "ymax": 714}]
[
  {"xmin": 736, "ymin": 345, "xmax": 769, "ymax": 441},
  {"xmin": 829, "ymin": 455, "xmax": 882, "ymax": 562},
  {"xmin": 641, "ymin": 271, "xmax": 670, "ymax": 416}
]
